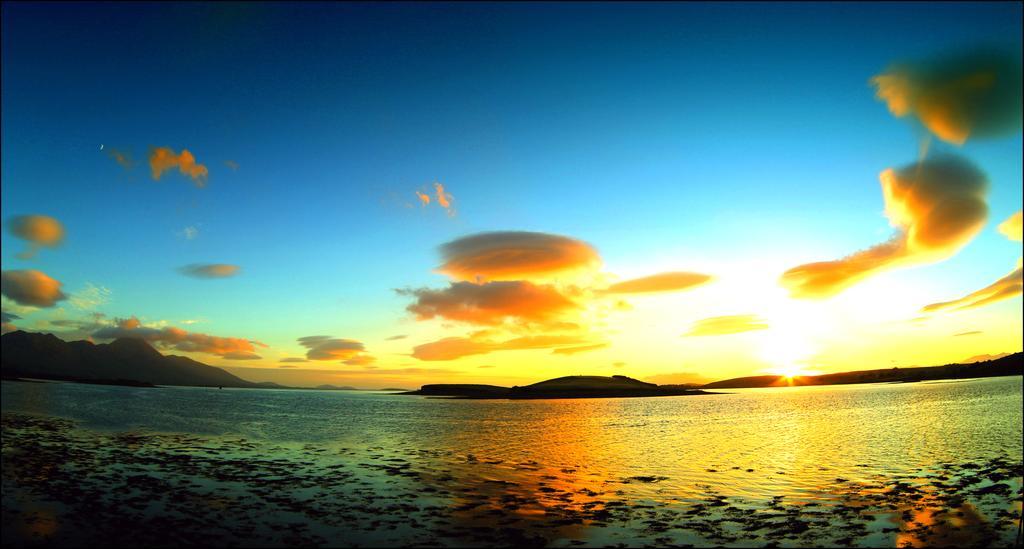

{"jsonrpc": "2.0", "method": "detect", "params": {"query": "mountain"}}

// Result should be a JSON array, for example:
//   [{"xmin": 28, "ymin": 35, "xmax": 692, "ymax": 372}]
[
  {"xmin": 404, "ymin": 375, "xmax": 713, "ymax": 399},
  {"xmin": 702, "ymin": 352, "xmax": 1023, "ymax": 389},
  {"xmin": 1, "ymin": 330, "xmax": 257, "ymax": 388}
]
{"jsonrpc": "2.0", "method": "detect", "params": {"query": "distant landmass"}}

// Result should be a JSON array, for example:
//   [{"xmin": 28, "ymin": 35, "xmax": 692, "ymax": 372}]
[
  {"xmin": 402, "ymin": 375, "xmax": 715, "ymax": 399},
  {"xmin": 702, "ymin": 353, "xmax": 1023, "ymax": 389},
  {"xmin": 315, "ymin": 384, "xmax": 360, "ymax": 391},
  {"xmin": 3, "ymin": 330, "xmax": 1021, "ymax": 395},
  {"xmin": 1, "ymin": 330, "xmax": 259, "ymax": 388}
]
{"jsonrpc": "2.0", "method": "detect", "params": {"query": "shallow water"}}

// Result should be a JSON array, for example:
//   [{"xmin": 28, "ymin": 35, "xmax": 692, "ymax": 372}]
[{"xmin": 2, "ymin": 377, "xmax": 1022, "ymax": 547}]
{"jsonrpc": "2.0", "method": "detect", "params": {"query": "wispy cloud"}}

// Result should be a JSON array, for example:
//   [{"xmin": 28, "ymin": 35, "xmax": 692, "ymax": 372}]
[
  {"xmin": 149, "ymin": 147, "xmax": 209, "ymax": 187},
  {"xmin": 92, "ymin": 316, "xmax": 265, "ymax": 359},
  {"xmin": 601, "ymin": 272, "xmax": 712, "ymax": 294},
  {"xmin": 551, "ymin": 342, "xmax": 610, "ymax": 355},
  {"xmin": 781, "ymin": 154, "xmax": 988, "ymax": 298},
  {"xmin": 178, "ymin": 264, "xmax": 240, "ymax": 279},
  {"xmin": 953, "ymin": 330, "xmax": 982, "ymax": 337},
  {"xmin": 6, "ymin": 215, "xmax": 65, "ymax": 259},
  {"xmin": 1, "ymin": 270, "xmax": 68, "ymax": 308},
  {"xmin": 69, "ymin": 283, "xmax": 111, "ymax": 310},
  {"xmin": 684, "ymin": 314, "xmax": 770, "ymax": 337},
  {"xmin": 922, "ymin": 264, "xmax": 1022, "ymax": 313},
  {"xmin": 411, "ymin": 334, "xmax": 591, "ymax": 361},
  {"xmin": 922, "ymin": 210, "xmax": 1023, "ymax": 313},
  {"xmin": 872, "ymin": 49, "xmax": 1022, "ymax": 144}
]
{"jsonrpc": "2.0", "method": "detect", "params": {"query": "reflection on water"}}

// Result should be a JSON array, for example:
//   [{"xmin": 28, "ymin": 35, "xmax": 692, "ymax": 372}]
[{"xmin": 2, "ymin": 377, "xmax": 1021, "ymax": 547}]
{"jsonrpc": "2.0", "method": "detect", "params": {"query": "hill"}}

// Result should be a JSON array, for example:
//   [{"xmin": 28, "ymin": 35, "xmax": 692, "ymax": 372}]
[
  {"xmin": 702, "ymin": 352, "xmax": 1023, "ymax": 388},
  {"xmin": 403, "ymin": 375, "xmax": 713, "ymax": 399},
  {"xmin": 1, "ymin": 330, "xmax": 258, "ymax": 388}
]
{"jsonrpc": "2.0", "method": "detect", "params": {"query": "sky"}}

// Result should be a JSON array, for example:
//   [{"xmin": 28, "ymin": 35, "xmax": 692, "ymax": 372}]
[{"xmin": 2, "ymin": 2, "xmax": 1021, "ymax": 389}]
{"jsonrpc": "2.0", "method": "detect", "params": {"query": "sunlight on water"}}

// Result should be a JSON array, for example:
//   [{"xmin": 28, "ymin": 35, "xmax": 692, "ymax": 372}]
[{"xmin": 2, "ymin": 377, "xmax": 1021, "ymax": 547}]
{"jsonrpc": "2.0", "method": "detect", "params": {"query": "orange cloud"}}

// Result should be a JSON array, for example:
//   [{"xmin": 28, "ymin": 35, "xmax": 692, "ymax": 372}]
[
  {"xmin": 178, "ymin": 264, "xmax": 240, "ymax": 279},
  {"xmin": 1, "ymin": 310, "xmax": 20, "ymax": 334},
  {"xmin": 6, "ymin": 215, "xmax": 65, "ymax": 259},
  {"xmin": 92, "ymin": 317, "xmax": 264, "ymax": 359},
  {"xmin": 149, "ymin": 147, "xmax": 209, "ymax": 187},
  {"xmin": 781, "ymin": 154, "xmax": 988, "ymax": 298},
  {"xmin": 297, "ymin": 336, "xmax": 370, "ymax": 362},
  {"xmin": 400, "ymin": 280, "xmax": 579, "ymax": 327},
  {"xmin": 342, "ymin": 355, "xmax": 377, "ymax": 366},
  {"xmin": 415, "ymin": 191, "xmax": 431, "ymax": 206},
  {"xmin": 602, "ymin": 272, "xmax": 712, "ymax": 294},
  {"xmin": 434, "ymin": 182, "xmax": 454, "ymax": 215},
  {"xmin": 871, "ymin": 50, "xmax": 1022, "ymax": 144},
  {"xmin": 922, "ymin": 211, "xmax": 1023, "ymax": 314},
  {"xmin": 1, "ymin": 270, "xmax": 68, "ymax": 307},
  {"xmin": 411, "ymin": 334, "xmax": 590, "ymax": 361},
  {"xmin": 997, "ymin": 210, "xmax": 1022, "ymax": 242},
  {"xmin": 684, "ymin": 314, "xmax": 769, "ymax": 337},
  {"xmin": 437, "ymin": 231, "xmax": 601, "ymax": 282},
  {"xmin": 551, "ymin": 342, "xmax": 610, "ymax": 355},
  {"xmin": 922, "ymin": 264, "xmax": 1022, "ymax": 313}
]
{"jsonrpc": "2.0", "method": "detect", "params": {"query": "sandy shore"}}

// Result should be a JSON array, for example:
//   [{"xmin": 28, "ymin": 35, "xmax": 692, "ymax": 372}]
[{"xmin": 2, "ymin": 412, "xmax": 1021, "ymax": 547}]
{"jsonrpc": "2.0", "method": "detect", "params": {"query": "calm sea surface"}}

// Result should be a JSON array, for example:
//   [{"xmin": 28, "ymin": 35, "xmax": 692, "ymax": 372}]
[{"xmin": 2, "ymin": 376, "xmax": 1022, "ymax": 547}]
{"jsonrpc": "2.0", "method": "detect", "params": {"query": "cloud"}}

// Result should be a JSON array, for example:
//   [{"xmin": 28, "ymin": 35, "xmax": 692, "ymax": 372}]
[
  {"xmin": 602, "ymin": 272, "xmax": 712, "ymax": 294},
  {"xmin": 411, "ymin": 334, "xmax": 590, "ymax": 361},
  {"xmin": 107, "ymin": 148, "xmax": 135, "ymax": 169},
  {"xmin": 997, "ymin": 210, "xmax": 1022, "ymax": 242},
  {"xmin": 92, "ymin": 316, "xmax": 264, "ymax": 359},
  {"xmin": 224, "ymin": 160, "xmax": 239, "ymax": 171},
  {"xmin": 781, "ymin": 154, "xmax": 988, "ymax": 298},
  {"xmin": 434, "ymin": 182, "xmax": 454, "ymax": 216},
  {"xmin": 551, "ymin": 342, "xmax": 610, "ymax": 355},
  {"xmin": 278, "ymin": 365, "xmax": 299, "ymax": 369},
  {"xmin": 953, "ymin": 330, "xmax": 982, "ymax": 337},
  {"xmin": 922, "ymin": 210, "xmax": 1024, "ymax": 314},
  {"xmin": 399, "ymin": 280, "xmax": 580, "ymax": 327},
  {"xmin": 181, "ymin": 226, "xmax": 200, "ymax": 240},
  {"xmin": 477, "ymin": 364, "xmax": 496, "ymax": 369},
  {"xmin": 1, "ymin": 310, "xmax": 20, "ymax": 333},
  {"xmin": 871, "ymin": 49, "xmax": 1022, "ymax": 144},
  {"xmin": 279, "ymin": 357, "xmax": 309, "ymax": 363},
  {"xmin": 149, "ymin": 147, "xmax": 209, "ymax": 187},
  {"xmin": 643, "ymin": 372, "xmax": 713, "ymax": 386},
  {"xmin": 437, "ymin": 231, "xmax": 600, "ymax": 282},
  {"xmin": 342, "ymin": 355, "xmax": 377, "ymax": 366},
  {"xmin": 69, "ymin": 283, "xmax": 111, "ymax": 310},
  {"xmin": 6, "ymin": 215, "xmax": 65, "ymax": 259},
  {"xmin": 178, "ymin": 264, "xmax": 240, "ymax": 279},
  {"xmin": 298, "ymin": 336, "xmax": 369, "ymax": 362},
  {"xmin": 684, "ymin": 314, "xmax": 770, "ymax": 337},
  {"xmin": 385, "ymin": 334, "xmax": 408, "ymax": 341},
  {"xmin": 1, "ymin": 270, "xmax": 68, "ymax": 308},
  {"xmin": 415, "ymin": 191, "xmax": 431, "ymax": 206},
  {"xmin": 921, "ymin": 265, "xmax": 1022, "ymax": 313}
]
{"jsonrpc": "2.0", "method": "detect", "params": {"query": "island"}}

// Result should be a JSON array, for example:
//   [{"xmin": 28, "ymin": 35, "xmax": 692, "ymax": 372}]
[{"xmin": 401, "ymin": 375, "xmax": 716, "ymax": 399}]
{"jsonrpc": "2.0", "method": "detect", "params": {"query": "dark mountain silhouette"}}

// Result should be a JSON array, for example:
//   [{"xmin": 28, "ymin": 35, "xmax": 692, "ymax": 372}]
[
  {"xmin": 1, "ymin": 330, "xmax": 258, "ymax": 388},
  {"xmin": 702, "ymin": 352, "xmax": 1023, "ymax": 388},
  {"xmin": 404, "ymin": 374, "xmax": 713, "ymax": 399}
]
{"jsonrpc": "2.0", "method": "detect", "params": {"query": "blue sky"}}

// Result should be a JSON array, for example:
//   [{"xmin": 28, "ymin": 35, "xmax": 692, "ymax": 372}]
[{"xmin": 2, "ymin": 2, "xmax": 1021, "ymax": 386}]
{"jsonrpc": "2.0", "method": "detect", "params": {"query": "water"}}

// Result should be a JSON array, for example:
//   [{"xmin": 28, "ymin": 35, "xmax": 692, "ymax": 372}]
[{"xmin": 2, "ymin": 377, "xmax": 1022, "ymax": 547}]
